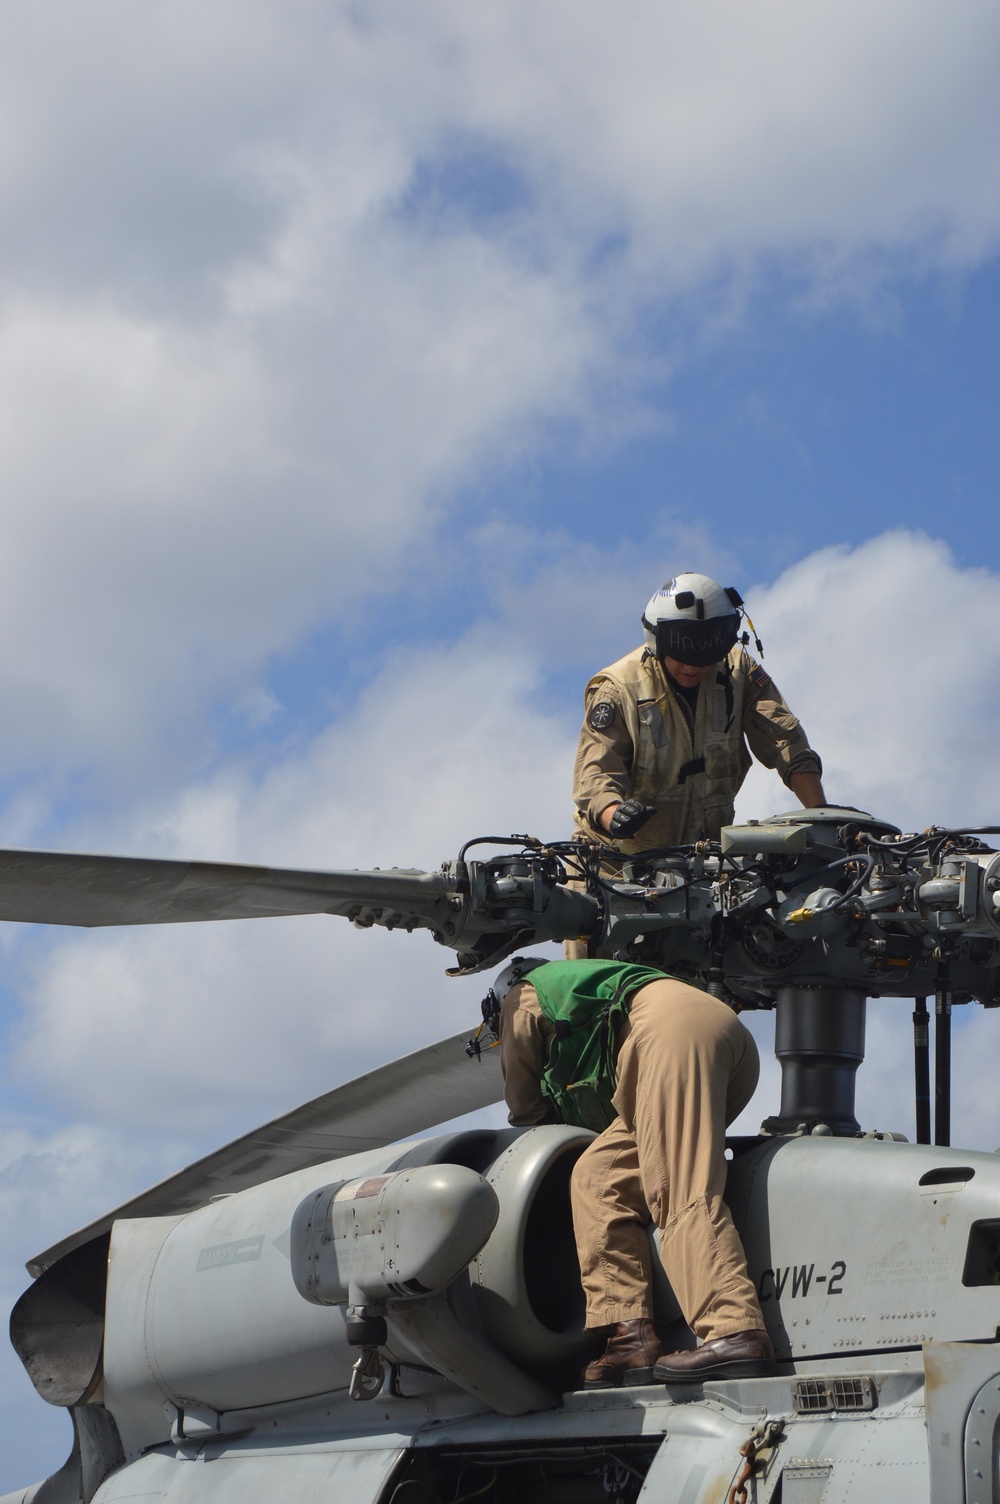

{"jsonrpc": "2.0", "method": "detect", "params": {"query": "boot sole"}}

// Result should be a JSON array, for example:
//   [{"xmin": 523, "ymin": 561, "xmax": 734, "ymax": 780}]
[
  {"xmin": 581, "ymin": 1366, "xmax": 656, "ymax": 1390},
  {"xmin": 654, "ymin": 1360, "xmax": 774, "ymax": 1384}
]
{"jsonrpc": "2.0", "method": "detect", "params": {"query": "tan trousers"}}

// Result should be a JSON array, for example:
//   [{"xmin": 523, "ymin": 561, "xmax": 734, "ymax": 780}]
[{"xmin": 570, "ymin": 978, "xmax": 763, "ymax": 1341}]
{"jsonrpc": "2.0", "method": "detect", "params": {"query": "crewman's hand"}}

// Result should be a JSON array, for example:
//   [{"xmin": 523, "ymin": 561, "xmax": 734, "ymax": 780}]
[{"xmin": 604, "ymin": 800, "xmax": 657, "ymax": 839}]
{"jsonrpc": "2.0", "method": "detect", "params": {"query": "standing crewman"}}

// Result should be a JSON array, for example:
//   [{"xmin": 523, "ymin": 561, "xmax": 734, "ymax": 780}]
[
  {"xmin": 573, "ymin": 572, "xmax": 825, "ymax": 852},
  {"xmin": 493, "ymin": 956, "xmax": 774, "ymax": 1388}
]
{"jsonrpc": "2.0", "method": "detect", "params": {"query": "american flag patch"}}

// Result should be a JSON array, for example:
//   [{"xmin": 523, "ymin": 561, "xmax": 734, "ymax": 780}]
[{"xmin": 750, "ymin": 664, "xmax": 771, "ymax": 689}]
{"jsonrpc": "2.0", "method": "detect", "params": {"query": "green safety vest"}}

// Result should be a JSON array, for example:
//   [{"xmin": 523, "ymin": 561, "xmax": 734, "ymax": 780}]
[{"xmin": 528, "ymin": 961, "xmax": 672, "ymax": 1132}]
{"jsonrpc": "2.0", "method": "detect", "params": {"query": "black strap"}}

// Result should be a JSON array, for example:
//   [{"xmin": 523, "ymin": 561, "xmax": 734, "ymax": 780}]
[
  {"xmin": 677, "ymin": 756, "xmax": 706, "ymax": 784},
  {"xmin": 598, "ymin": 1007, "xmax": 613, "ymax": 1080},
  {"xmin": 716, "ymin": 667, "xmax": 735, "ymax": 732},
  {"xmin": 598, "ymin": 981, "xmax": 638, "ymax": 1079}
]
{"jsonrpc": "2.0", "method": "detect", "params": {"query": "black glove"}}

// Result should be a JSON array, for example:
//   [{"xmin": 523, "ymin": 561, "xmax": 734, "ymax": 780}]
[{"xmin": 606, "ymin": 800, "xmax": 656, "ymax": 839}]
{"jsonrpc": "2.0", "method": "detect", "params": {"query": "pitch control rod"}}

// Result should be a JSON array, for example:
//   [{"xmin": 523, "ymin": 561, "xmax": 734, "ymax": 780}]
[
  {"xmin": 912, "ymin": 997, "xmax": 931, "ymax": 1145},
  {"xmin": 934, "ymin": 982, "xmax": 952, "ymax": 1148}
]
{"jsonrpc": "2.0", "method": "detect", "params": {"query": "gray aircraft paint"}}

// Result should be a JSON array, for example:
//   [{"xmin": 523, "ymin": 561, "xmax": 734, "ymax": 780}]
[{"xmin": 6, "ymin": 809, "xmax": 1000, "ymax": 1503}]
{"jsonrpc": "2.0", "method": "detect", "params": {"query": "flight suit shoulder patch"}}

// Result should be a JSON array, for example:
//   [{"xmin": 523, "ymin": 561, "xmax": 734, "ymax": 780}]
[
  {"xmin": 750, "ymin": 664, "xmax": 771, "ymax": 690},
  {"xmin": 588, "ymin": 700, "xmax": 617, "ymax": 731}
]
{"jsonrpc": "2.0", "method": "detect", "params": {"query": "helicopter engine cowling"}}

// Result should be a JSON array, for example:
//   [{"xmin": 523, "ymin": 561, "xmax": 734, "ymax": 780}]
[
  {"xmin": 289, "ymin": 1164, "xmax": 500, "ymax": 1304},
  {"xmin": 465, "ymin": 1125, "xmax": 611, "ymax": 1368},
  {"xmin": 92, "ymin": 1126, "xmax": 598, "ymax": 1456}
]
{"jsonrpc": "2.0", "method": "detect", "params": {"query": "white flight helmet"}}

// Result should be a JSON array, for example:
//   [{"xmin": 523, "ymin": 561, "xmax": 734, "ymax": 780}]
[{"xmin": 642, "ymin": 572, "xmax": 744, "ymax": 666}]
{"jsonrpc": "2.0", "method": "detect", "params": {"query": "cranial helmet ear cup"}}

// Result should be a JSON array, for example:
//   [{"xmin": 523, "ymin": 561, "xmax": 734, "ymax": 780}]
[{"xmin": 492, "ymin": 955, "xmax": 549, "ymax": 1006}]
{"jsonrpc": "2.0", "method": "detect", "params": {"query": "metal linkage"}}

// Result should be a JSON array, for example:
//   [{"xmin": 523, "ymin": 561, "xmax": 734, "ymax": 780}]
[
  {"xmin": 913, "ymin": 997, "xmax": 931, "ymax": 1144},
  {"xmin": 349, "ymin": 1347, "xmax": 385, "ymax": 1401},
  {"xmin": 727, "ymin": 1419, "xmax": 785, "ymax": 1504},
  {"xmin": 935, "ymin": 984, "xmax": 952, "ymax": 1148}
]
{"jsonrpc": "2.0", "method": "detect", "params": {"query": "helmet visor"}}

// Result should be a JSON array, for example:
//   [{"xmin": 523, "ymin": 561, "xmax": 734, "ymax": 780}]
[{"xmin": 648, "ymin": 613, "xmax": 740, "ymax": 666}]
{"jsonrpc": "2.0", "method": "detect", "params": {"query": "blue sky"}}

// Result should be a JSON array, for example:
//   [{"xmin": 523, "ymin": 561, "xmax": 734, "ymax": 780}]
[{"xmin": 1, "ymin": 0, "xmax": 999, "ymax": 1487}]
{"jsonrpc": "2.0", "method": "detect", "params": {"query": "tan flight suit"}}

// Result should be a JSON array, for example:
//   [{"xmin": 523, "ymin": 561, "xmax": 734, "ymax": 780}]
[
  {"xmin": 499, "ymin": 976, "xmax": 764, "ymax": 1341},
  {"xmin": 573, "ymin": 645, "xmax": 822, "ymax": 855}
]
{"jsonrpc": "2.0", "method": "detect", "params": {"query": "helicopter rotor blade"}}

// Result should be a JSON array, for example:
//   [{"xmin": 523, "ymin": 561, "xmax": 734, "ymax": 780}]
[
  {"xmin": 28, "ymin": 1025, "xmax": 503, "ymax": 1276},
  {"xmin": 0, "ymin": 848, "xmax": 452, "ymax": 929}
]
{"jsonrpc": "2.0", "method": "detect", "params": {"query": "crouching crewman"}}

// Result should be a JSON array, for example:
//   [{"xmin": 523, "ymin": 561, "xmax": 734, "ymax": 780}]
[{"xmin": 492, "ymin": 957, "xmax": 774, "ymax": 1387}]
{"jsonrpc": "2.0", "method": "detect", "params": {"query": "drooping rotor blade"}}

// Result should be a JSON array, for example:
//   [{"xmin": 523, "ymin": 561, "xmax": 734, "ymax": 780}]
[
  {"xmin": 0, "ymin": 848, "xmax": 452, "ymax": 929},
  {"xmin": 28, "ymin": 1026, "xmax": 503, "ymax": 1276}
]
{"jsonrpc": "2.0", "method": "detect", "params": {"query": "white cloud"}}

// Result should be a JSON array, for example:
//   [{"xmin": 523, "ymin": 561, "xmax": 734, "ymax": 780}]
[
  {"xmin": 736, "ymin": 531, "xmax": 1000, "ymax": 829},
  {"xmin": 5, "ymin": 3, "xmax": 999, "ymax": 295},
  {"xmin": 9, "ymin": 637, "xmax": 572, "ymax": 1137},
  {"xmin": 0, "ymin": 0, "xmax": 999, "ymax": 1475},
  {"xmin": 2, "ymin": 529, "xmax": 1000, "ymax": 1488},
  {"xmin": 0, "ymin": 1, "xmax": 997, "ymax": 808},
  {"xmin": 0, "ymin": 632, "xmax": 574, "ymax": 1488},
  {"xmin": 9, "ymin": 529, "xmax": 1000, "ymax": 1153},
  {"xmin": 0, "ymin": 1118, "xmax": 150, "ymax": 1489},
  {"xmin": 731, "ymin": 533, "xmax": 1000, "ymax": 1147},
  {"xmin": 410, "ymin": 1, "xmax": 1000, "ymax": 277},
  {"xmin": 0, "ymin": 252, "xmax": 598, "ymax": 784}
]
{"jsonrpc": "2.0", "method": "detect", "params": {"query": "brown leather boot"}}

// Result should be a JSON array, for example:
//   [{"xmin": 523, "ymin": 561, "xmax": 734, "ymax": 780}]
[
  {"xmin": 580, "ymin": 1319, "xmax": 664, "ymax": 1389},
  {"xmin": 653, "ymin": 1328, "xmax": 775, "ymax": 1383}
]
